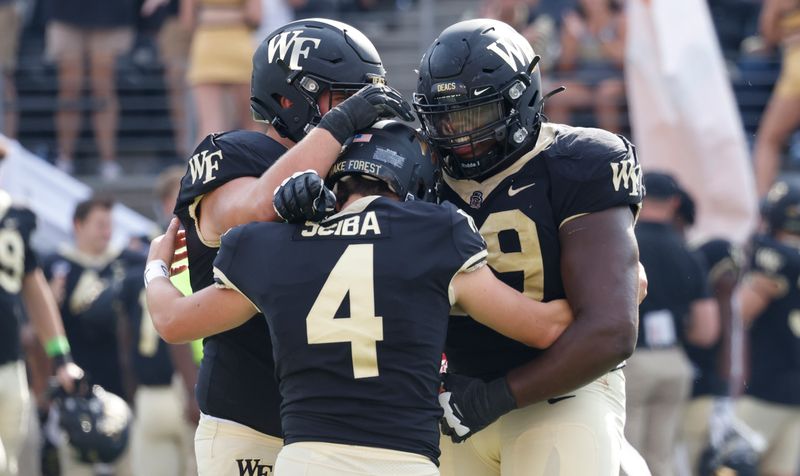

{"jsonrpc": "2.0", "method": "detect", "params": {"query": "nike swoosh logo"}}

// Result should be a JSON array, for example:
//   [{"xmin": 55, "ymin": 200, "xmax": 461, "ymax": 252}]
[
  {"xmin": 473, "ymin": 87, "xmax": 491, "ymax": 96},
  {"xmin": 547, "ymin": 395, "xmax": 576, "ymax": 405},
  {"xmin": 508, "ymin": 182, "xmax": 535, "ymax": 197}
]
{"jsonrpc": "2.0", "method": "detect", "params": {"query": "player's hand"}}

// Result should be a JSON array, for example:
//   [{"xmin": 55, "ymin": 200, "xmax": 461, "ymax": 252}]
[
  {"xmin": 637, "ymin": 261, "xmax": 648, "ymax": 304},
  {"xmin": 148, "ymin": 218, "xmax": 188, "ymax": 276},
  {"xmin": 438, "ymin": 373, "xmax": 517, "ymax": 443},
  {"xmin": 273, "ymin": 170, "xmax": 336, "ymax": 223},
  {"xmin": 317, "ymin": 84, "xmax": 414, "ymax": 144},
  {"xmin": 54, "ymin": 362, "xmax": 84, "ymax": 394}
]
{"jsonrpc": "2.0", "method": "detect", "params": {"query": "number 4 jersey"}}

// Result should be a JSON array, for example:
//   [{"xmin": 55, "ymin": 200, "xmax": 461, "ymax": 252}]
[
  {"xmin": 212, "ymin": 196, "xmax": 487, "ymax": 463},
  {"xmin": 440, "ymin": 123, "xmax": 643, "ymax": 380},
  {"xmin": 0, "ymin": 190, "xmax": 38, "ymax": 366}
]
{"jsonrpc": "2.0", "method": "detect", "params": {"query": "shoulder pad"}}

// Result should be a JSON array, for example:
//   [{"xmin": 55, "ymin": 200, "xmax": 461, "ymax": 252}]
[{"xmin": 175, "ymin": 131, "xmax": 287, "ymax": 214}]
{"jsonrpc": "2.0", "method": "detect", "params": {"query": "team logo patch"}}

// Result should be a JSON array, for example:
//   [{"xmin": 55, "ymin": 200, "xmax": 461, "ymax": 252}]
[
  {"xmin": 236, "ymin": 459, "xmax": 273, "ymax": 476},
  {"xmin": 188, "ymin": 149, "xmax": 223, "ymax": 185},
  {"xmin": 469, "ymin": 191, "xmax": 483, "ymax": 209},
  {"xmin": 267, "ymin": 30, "xmax": 321, "ymax": 71},
  {"xmin": 610, "ymin": 156, "xmax": 642, "ymax": 197}
]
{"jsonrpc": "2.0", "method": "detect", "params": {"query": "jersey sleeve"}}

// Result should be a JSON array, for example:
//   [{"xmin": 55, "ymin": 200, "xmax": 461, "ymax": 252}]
[
  {"xmin": 212, "ymin": 225, "xmax": 262, "ymax": 313},
  {"xmin": 547, "ymin": 128, "xmax": 643, "ymax": 226},
  {"xmin": 173, "ymin": 131, "xmax": 283, "ymax": 217},
  {"xmin": 444, "ymin": 202, "xmax": 488, "ymax": 274}
]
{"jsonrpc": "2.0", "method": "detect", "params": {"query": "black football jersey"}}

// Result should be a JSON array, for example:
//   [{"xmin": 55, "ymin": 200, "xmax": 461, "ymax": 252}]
[
  {"xmin": 117, "ymin": 261, "xmax": 174, "ymax": 386},
  {"xmin": 745, "ymin": 234, "xmax": 800, "ymax": 404},
  {"xmin": 0, "ymin": 192, "xmax": 39, "ymax": 365},
  {"xmin": 173, "ymin": 130, "xmax": 286, "ymax": 436},
  {"xmin": 440, "ymin": 123, "xmax": 643, "ymax": 380},
  {"xmin": 41, "ymin": 248, "xmax": 133, "ymax": 397},
  {"xmin": 213, "ymin": 197, "xmax": 487, "ymax": 463}
]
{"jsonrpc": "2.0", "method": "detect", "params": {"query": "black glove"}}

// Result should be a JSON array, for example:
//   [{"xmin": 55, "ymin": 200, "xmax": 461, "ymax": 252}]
[
  {"xmin": 317, "ymin": 84, "xmax": 415, "ymax": 144},
  {"xmin": 273, "ymin": 170, "xmax": 336, "ymax": 223},
  {"xmin": 438, "ymin": 373, "xmax": 517, "ymax": 443}
]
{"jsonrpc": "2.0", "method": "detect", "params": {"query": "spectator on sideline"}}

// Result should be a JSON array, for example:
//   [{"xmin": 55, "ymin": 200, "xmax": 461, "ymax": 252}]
[
  {"xmin": 753, "ymin": 0, "xmax": 800, "ymax": 197},
  {"xmin": 47, "ymin": 0, "xmax": 136, "ymax": 179},
  {"xmin": 142, "ymin": 0, "xmax": 194, "ymax": 159},
  {"xmin": 183, "ymin": 0, "xmax": 262, "ymax": 143},
  {"xmin": 546, "ymin": 0, "xmax": 627, "ymax": 133}
]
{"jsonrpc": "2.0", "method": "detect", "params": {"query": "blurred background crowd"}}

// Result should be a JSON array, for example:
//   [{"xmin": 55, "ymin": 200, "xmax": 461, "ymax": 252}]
[{"xmin": 1, "ymin": 0, "xmax": 799, "ymax": 475}]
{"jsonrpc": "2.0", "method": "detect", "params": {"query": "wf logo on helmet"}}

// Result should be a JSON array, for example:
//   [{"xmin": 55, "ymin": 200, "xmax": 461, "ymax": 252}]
[
  {"xmin": 486, "ymin": 38, "xmax": 534, "ymax": 70},
  {"xmin": 268, "ymin": 30, "xmax": 321, "ymax": 71}
]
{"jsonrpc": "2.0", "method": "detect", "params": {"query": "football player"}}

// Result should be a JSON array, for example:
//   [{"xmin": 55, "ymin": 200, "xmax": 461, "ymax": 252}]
[
  {"xmin": 145, "ymin": 121, "xmax": 574, "ymax": 476},
  {"xmin": 171, "ymin": 18, "xmax": 413, "ymax": 475},
  {"xmin": 0, "ymin": 186, "xmax": 82, "ymax": 476},
  {"xmin": 735, "ymin": 179, "xmax": 800, "ymax": 476},
  {"xmin": 41, "ymin": 197, "xmax": 139, "ymax": 475},
  {"xmin": 116, "ymin": 167, "xmax": 198, "ymax": 476},
  {"xmin": 412, "ymin": 19, "xmax": 643, "ymax": 475}
]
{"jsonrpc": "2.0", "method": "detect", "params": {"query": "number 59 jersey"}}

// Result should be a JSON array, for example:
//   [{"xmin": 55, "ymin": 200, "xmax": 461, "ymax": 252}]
[
  {"xmin": 0, "ymin": 190, "xmax": 38, "ymax": 366},
  {"xmin": 213, "ymin": 196, "xmax": 487, "ymax": 463},
  {"xmin": 440, "ymin": 123, "xmax": 643, "ymax": 380}
]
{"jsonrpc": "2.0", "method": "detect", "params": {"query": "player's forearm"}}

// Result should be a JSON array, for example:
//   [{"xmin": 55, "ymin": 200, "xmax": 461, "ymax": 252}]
[
  {"xmin": 249, "ymin": 128, "xmax": 342, "ymax": 222},
  {"xmin": 22, "ymin": 269, "xmax": 67, "ymax": 345},
  {"xmin": 506, "ymin": 308, "xmax": 636, "ymax": 406},
  {"xmin": 147, "ymin": 279, "xmax": 254, "ymax": 343},
  {"xmin": 505, "ymin": 208, "xmax": 639, "ymax": 407},
  {"xmin": 147, "ymin": 279, "xmax": 198, "ymax": 344}
]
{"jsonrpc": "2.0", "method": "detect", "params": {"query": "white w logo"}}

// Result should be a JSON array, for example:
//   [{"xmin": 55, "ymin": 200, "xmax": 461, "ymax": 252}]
[
  {"xmin": 188, "ymin": 149, "xmax": 223, "ymax": 185},
  {"xmin": 610, "ymin": 157, "xmax": 642, "ymax": 197},
  {"xmin": 486, "ymin": 38, "xmax": 534, "ymax": 70},
  {"xmin": 267, "ymin": 30, "xmax": 322, "ymax": 71}
]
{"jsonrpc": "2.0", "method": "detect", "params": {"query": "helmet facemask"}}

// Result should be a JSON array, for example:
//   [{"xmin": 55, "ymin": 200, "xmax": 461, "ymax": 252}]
[{"xmin": 415, "ymin": 56, "xmax": 551, "ymax": 180}]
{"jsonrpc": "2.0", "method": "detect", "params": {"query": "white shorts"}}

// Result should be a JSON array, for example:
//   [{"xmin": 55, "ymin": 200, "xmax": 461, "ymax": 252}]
[
  {"xmin": 194, "ymin": 413, "xmax": 282, "ymax": 476},
  {"xmin": 439, "ymin": 371, "xmax": 627, "ymax": 476},
  {"xmin": 275, "ymin": 441, "xmax": 439, "ymax": 476}
]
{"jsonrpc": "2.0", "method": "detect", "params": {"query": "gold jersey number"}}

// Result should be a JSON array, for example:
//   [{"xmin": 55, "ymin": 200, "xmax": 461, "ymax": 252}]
[
  {"xmin": 480, "ymin": 210, "xmax": 544, "ymax": 301},
  {"xmin": 306, "ymin": 244, "xmax": 384, "ymax": 379},
  {"xmin": 0, "ymin": 228, "xmax": 25, "ymax": 294}
]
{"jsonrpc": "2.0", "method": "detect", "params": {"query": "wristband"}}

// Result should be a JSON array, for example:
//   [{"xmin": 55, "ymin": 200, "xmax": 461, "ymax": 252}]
[
  {"xmin": 144, "ymin": 259, "xmax": 170, "ymax": 288},
  {"xmin": 45, "ymin": 335, "xmax": 71, "ymax": 357}
]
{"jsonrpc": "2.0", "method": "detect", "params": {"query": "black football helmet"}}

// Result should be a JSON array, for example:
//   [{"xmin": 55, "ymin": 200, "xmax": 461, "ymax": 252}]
[
  {"xmin": 327, "ymin": 120, "xmax": 439, "ymax": 203},
  {"xmin": 53, "ymin": 384, "xmax": 132, "ymax": 464},
  {"xmin": 697, "ymin": 428, "xmax": 761, "ymax": 476},
  {"xmin": 763, "ymin": 179, "xmax": 800, "ymax": 235},
  {"xmin": 414, "ymin": 19, "xmax": 549, "ymax": 180},
  {"xmin": 251, "ymin": 18, "xmax": 387, "ymax": 143}
]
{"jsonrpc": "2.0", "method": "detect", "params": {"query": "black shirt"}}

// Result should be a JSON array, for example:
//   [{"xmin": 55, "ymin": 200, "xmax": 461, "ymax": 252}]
[
  {"xmin": 0, "ymin": 194, "xmax": 38, "ymax": 366},
  {"xmin": 174, "ymin": 130, "xmax": 286, "ymax": 436},
  {"xmin": 744, "ymin": 234, "xmax": 800, "ymax": 405},
  {"xmin": 41, "ymin": 248, "xmax": 135, "ymax": 397},
  {"xmin": 439, "ymin": 123, "xmax": 643, "ymax": 380},
  {"xmin": 635, "ymin": 221, "xmax": 710, "ymax": 349},
  {"xmin": 214, "ymin": 197, "xmax": 487, "ymax": 463}
]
